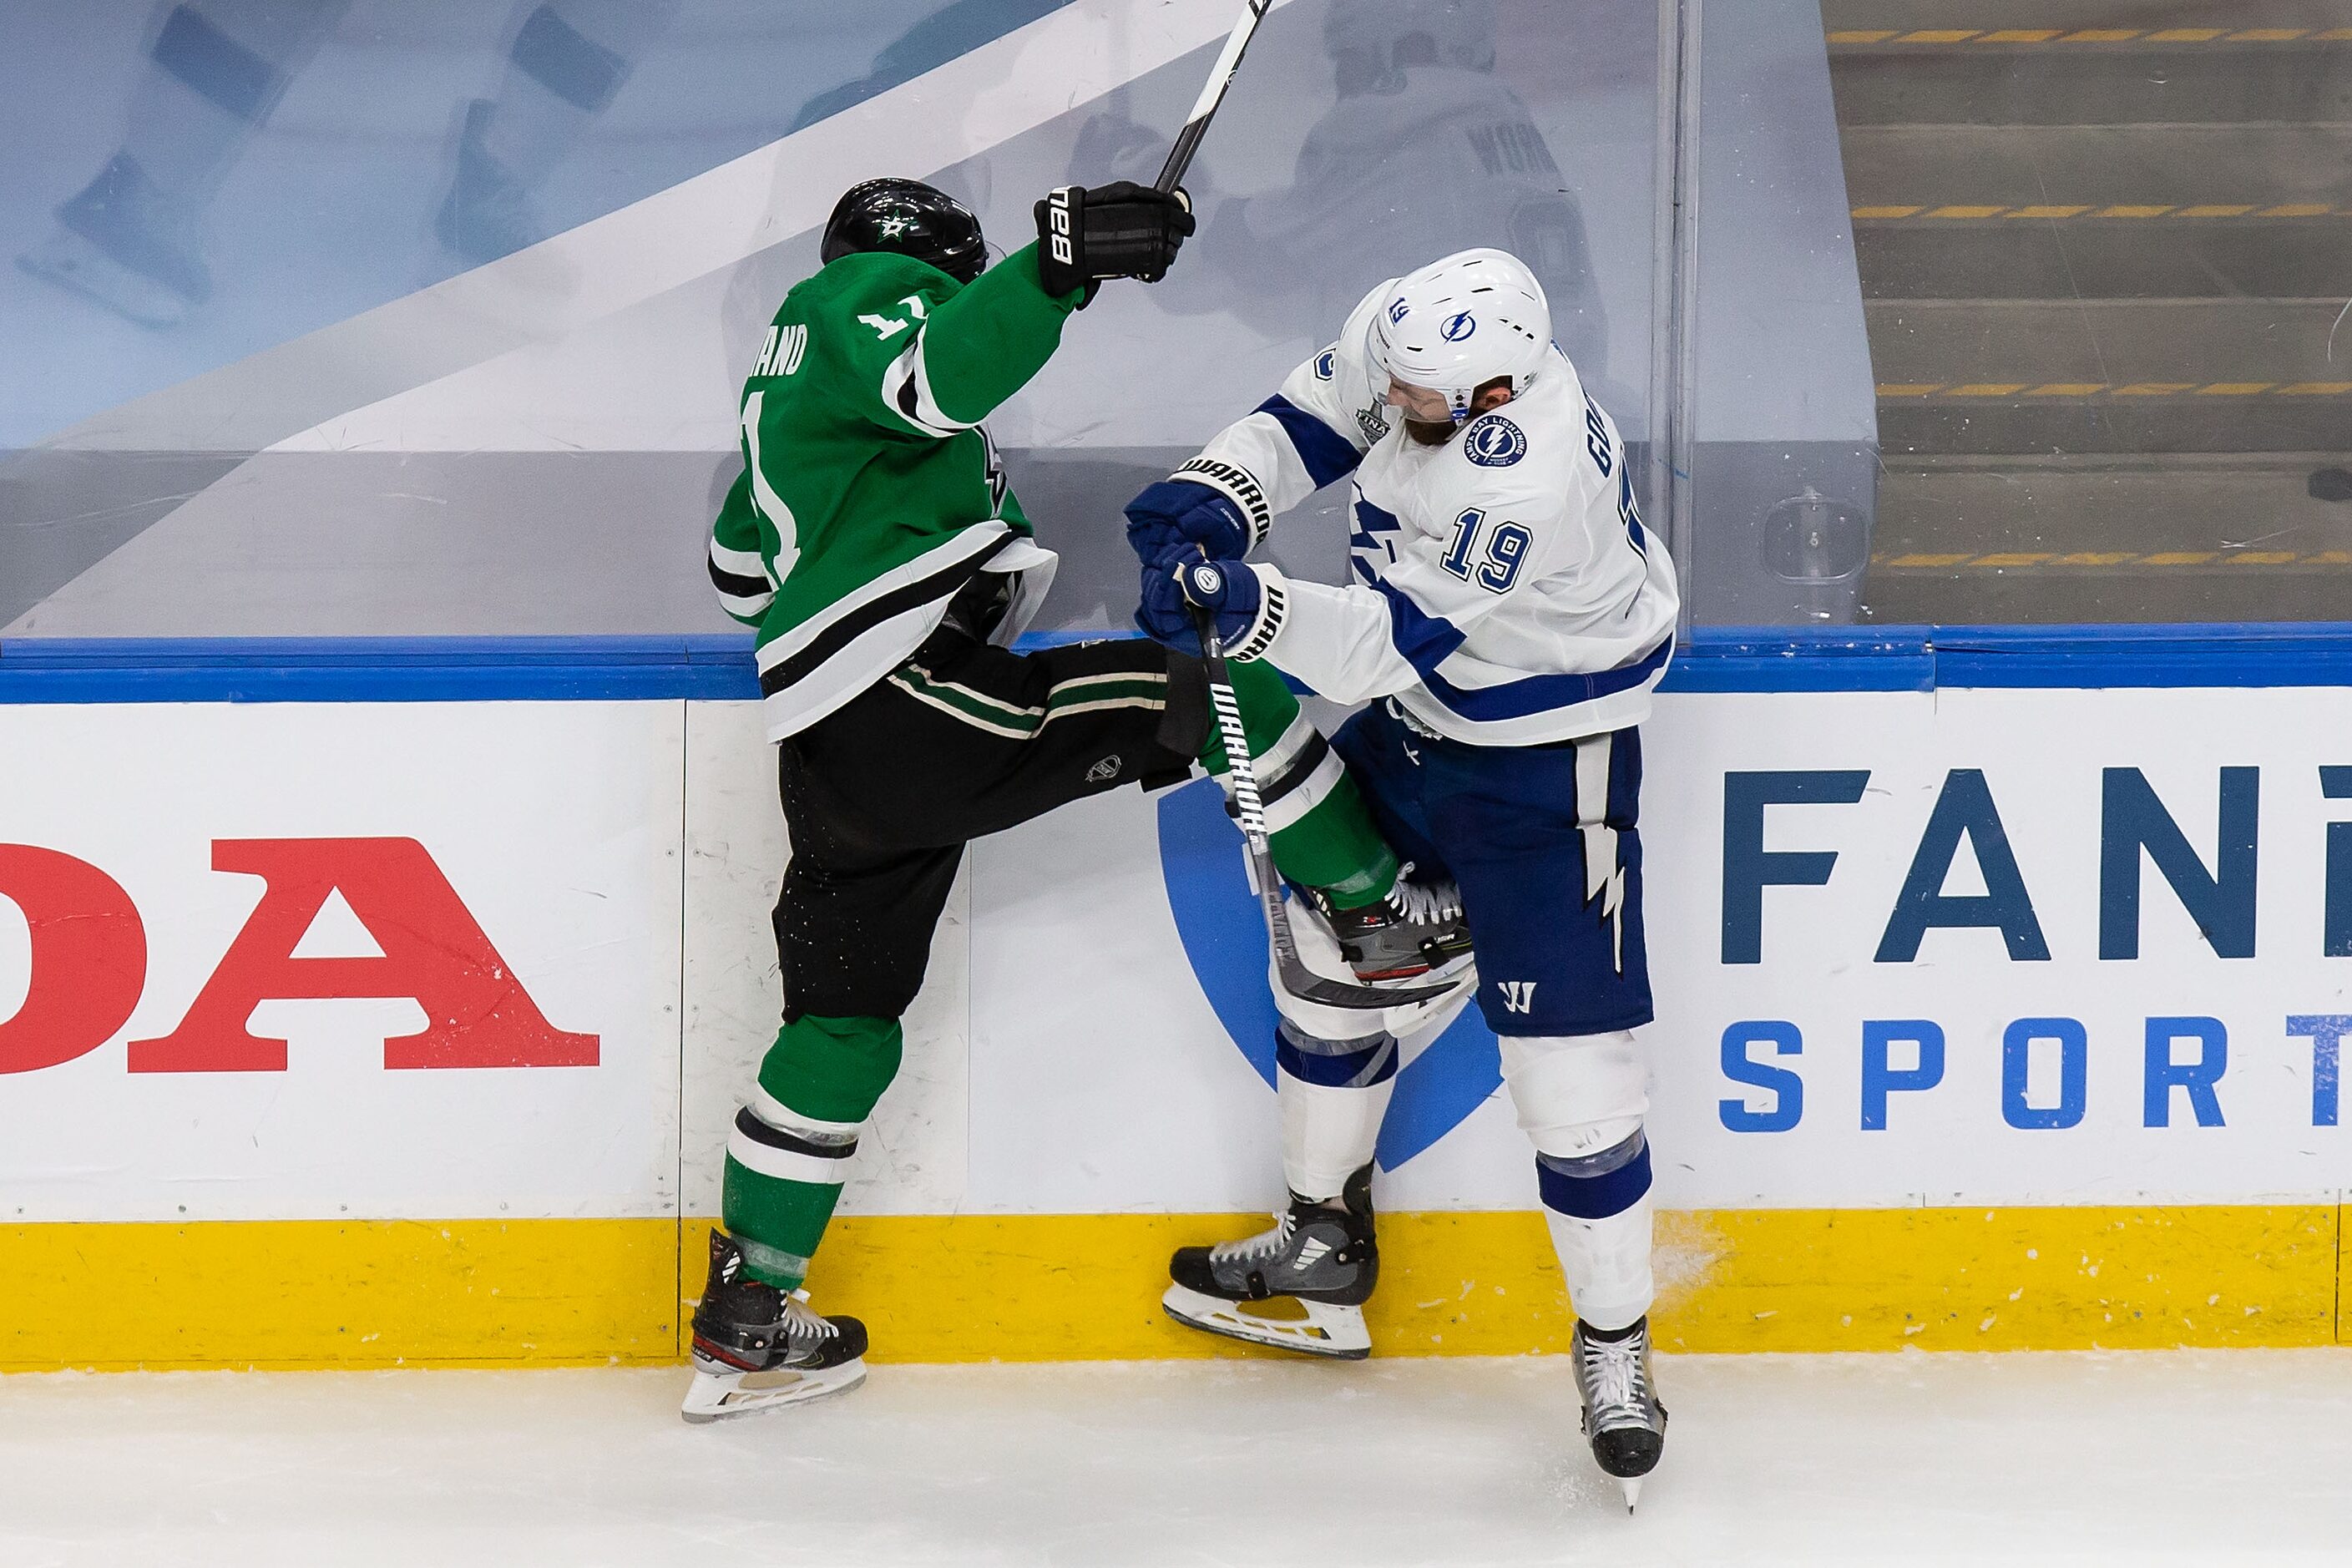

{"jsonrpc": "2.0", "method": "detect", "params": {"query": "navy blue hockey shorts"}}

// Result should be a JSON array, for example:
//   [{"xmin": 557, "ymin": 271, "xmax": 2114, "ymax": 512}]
[{"xmin": 1329, "ymin": 702, "xmax": 1652, "ymax": 1038}]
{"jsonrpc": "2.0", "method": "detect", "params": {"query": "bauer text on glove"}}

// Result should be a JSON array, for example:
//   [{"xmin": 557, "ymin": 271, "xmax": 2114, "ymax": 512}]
[{"xmin": 1034, "ymin": 181, "xmax": 1195, "ymax": 301}]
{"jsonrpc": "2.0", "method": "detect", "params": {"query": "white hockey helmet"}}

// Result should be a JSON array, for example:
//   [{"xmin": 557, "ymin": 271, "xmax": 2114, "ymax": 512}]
[{"xmin": 1365, "ymin": 248, "xmax": 1550, "ymax": 422}]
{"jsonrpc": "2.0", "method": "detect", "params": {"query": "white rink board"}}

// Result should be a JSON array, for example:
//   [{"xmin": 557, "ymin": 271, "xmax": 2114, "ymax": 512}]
[
  {"xmin": 0, "ymin": 701, "xmax": 684, "ymax": 1223},
  {"xmin": 964, "ymin": 685, "xmax": 2352, "ymax": 1212},
  {"xmin": 6, "ymin": 683, "xmax": 2350, "ymax": 1227}
]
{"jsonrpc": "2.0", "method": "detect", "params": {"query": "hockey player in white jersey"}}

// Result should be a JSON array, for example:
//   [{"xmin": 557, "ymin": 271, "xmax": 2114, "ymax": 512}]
[{"xmin": 1124, "ymin": 248, "xmax": 1677, "ymax": 1505}]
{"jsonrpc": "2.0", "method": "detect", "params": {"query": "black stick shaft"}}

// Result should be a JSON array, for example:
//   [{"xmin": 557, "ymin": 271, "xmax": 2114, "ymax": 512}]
[{"xmin": 1155, "ymin": 0, "xmax": 1272, "ymax": 194}]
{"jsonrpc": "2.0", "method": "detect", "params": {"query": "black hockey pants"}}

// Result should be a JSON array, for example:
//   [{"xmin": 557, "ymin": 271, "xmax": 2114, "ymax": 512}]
[{"xmin": 774, "ymin": 626, "xmax": 1209, "ymax": 1021}]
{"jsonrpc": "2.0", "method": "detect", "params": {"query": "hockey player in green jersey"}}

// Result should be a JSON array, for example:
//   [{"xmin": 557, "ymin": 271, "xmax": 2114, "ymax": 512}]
[{"xmin": 684, "ymin": 177, "xmax": 1470, "ymax": 1423}]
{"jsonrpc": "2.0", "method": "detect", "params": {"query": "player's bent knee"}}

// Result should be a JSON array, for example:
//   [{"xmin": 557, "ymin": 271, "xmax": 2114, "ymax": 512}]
[
  {"xmin": 1499, "ymin": 1029, "xmax": 1647, "ymax": 1155},
  {"xmin": 757, "ymin": 1014, "xmax": 906, "ymax": 1127}
]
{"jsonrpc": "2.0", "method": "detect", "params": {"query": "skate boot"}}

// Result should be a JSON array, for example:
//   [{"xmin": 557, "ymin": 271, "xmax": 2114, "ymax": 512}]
[
  {"xmin": 18, "ymin": 154, "xmax": 210, "ymax": 326},
  {"xmin": 1163, "ymin": 1164, "xmax": 1378, "ymax": 1358},
  {"xmin": 1308, "ymin": 874, "xmax": 1473, "ymax": 986},
  {"xmin": 680, "ymin": 1229, "xmax": 867, "ymax": 1423},
  {"xmin": 1571, "ymin": 1317, "xmax": 1667, "ymax": 1510}
]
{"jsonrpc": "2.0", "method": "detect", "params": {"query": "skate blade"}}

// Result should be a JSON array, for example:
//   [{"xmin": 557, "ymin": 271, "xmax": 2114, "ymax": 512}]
[
  {"xmin": 18, "ymin": 232, "xmax": 192, "ymax": 327},
  {"xmin": 1161, "ymin": 1283, "xmax": 1370, "ymax": 1358},
  {"xmin": 679, "ymin": 1357, "xmax": 867, "ymax": 1423},
  {"xmin": 1620, "ymin": 1477, "xmax": 1643, "ymax": 1513}
]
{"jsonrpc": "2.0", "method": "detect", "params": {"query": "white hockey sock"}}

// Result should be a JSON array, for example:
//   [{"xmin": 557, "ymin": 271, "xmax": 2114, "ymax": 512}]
[
  {"xmin": 1545, "ymin": 1192, "xmax": 1655, "ymax": 1333},
  {"xmin": 1277, "ymin": 1024, "xmax": 1395, "ymax": 1201}
]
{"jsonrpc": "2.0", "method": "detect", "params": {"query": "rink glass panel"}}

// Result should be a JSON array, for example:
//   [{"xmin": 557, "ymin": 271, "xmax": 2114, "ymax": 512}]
[
  {"xmin": 0, "ymin": 0, "xmax": 1660, "ymax": 638},
  {"xmin": 9, "ymin": 3, "xmax": 2344, "ymax": 633}
]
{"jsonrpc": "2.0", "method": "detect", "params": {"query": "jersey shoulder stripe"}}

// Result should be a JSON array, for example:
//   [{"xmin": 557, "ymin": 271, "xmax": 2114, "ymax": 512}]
[{"xmin": 1256, "ymin": 393, "xmax": 1363, "ymax": 489}]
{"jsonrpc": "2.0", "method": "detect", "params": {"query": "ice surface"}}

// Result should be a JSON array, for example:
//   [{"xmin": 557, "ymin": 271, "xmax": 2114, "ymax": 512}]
[{"xmin": 3, "ymin": 1351, "xmax": 2349, "ymax": 1565}]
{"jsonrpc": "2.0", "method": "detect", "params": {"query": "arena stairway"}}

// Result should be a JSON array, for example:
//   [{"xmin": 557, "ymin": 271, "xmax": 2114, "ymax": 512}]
[{"xmin": 1821, "ymin": 3, "xmax": 2352, "ymax": 622}]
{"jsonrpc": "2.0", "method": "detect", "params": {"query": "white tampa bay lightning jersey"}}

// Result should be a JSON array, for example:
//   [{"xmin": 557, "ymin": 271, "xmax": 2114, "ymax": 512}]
[{"xmin": 1181, "ymin": 283, "xmax": 1680, "ymax": 747}]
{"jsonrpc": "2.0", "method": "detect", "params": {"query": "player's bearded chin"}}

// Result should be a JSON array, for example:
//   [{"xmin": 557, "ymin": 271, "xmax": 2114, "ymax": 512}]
[{"xmin": 1401, "ymin": 415, "xmax": 1458, "ymax": 447}]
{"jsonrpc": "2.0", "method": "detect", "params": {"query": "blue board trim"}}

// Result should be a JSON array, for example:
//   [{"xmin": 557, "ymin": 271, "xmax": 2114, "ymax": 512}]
[
  {"xmin": 0, "ymin": 635, "xmax": 763, "ymax": 703},
  {"xmin": 3, "ymin": 623, "xmax": 2350, "ymax": 703}
]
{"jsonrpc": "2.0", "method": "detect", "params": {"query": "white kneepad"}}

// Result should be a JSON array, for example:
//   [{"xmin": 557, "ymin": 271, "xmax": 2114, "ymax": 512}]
[{"xmin": 1498, "ymin": 1029, "xmax": 1648, "ymax": 1160}]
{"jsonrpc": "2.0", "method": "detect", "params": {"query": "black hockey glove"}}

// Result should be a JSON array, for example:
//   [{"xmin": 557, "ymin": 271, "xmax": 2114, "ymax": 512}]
[{"xmin": 1034, "ymin": 181, "xmax": 1195, "ymax": 302}]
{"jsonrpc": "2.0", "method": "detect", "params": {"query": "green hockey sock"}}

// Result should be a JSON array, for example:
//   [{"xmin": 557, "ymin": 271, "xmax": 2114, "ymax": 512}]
[
  {"xmin": 721, "ymin": 1014, "xmax": 904, "ymax": 1287},
  {"xmin": 1201, "ymin": 658, "xmax": 1399, "ymax": 910}
]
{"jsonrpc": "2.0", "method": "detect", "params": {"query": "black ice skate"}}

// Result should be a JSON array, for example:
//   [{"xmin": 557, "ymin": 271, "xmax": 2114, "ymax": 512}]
[
  {"xmin": 680, "ymin": 1229, "xmax": 867, "ymax": 1423},
  {"xmin": 1308, "ymin": 876, "xmax": 1474, "ymax": 986},
  {"xmin": 1571, "ymin": 1317, "xmax": 1668, "ymax": 1510},
  {"xmin": 1162, "ymin": 1165, "xmax": 1378, "ymax": 1358}
]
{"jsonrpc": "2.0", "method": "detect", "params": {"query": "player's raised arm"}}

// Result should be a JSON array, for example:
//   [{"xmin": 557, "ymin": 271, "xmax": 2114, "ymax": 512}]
[{"xmin": 825, "ymin": 179, "xmax": 1194, "ymax": 443}]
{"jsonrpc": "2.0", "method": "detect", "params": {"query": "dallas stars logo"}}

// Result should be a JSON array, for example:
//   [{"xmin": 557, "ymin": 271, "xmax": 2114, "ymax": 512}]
[{"xmin": 878, "ymin": 212, "xmax": 916, "ymax": 240}]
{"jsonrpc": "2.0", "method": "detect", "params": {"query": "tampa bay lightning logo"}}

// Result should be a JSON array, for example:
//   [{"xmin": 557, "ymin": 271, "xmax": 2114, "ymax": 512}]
[
  {"xmin": 1155, "ymin": 778, "xmax": 1500, "ymax": 1170},
  {"xmin": 1440, "ymin": 311, "xmax": 1476, "ymax": 342},
  {"xmin": 1463, "ymin": 415, "xmax": 1527, "ymax": 468}
]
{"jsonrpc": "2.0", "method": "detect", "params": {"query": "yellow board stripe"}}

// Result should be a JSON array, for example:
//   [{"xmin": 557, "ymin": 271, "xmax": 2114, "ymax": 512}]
[
  {"xmin": 1854, "ymin": 203, "xmax": 2346, "ymax": 221},
  {"xmin": 0, "ymin": 1206, "xmax": 2341, "ymax": 1369},
  {"xmin": 0, "ymin": 1218, "xmax": 685, "ymax": 1371},
  {"xmin": 1878, "ymin": 381, "xmax": 2351, "ymax": 399},
  {"xmin": 1831, "ymin": 25, "xmax": 2345, "ymax": 46},
  {"xmin": 1878, "ymin": 549, "xmax": 2352, "ymax": 571}
]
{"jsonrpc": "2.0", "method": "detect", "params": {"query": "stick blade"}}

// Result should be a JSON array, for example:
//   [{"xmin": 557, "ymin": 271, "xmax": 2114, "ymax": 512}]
[{"xmin": 1277, "ymin": 957, "xmax": 1457, "ymax": 1011}]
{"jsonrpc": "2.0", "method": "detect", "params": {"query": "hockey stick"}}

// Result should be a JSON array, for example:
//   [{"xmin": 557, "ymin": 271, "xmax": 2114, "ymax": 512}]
[
  {"xmin": 1154, "ymin": 0, "xmax": 1273, "ymax": 195},
  {"xmin": 1187, "ymin": 573, "xmax": 1454, "ymax": 1012},
  {"xmin": 1156, "ymin": 7, "xmax": 1445, "ymax": 1012}
]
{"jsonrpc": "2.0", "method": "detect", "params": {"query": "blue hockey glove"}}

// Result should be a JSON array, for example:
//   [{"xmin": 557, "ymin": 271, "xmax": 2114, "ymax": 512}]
[
  {"xmin": 1135, "ymin": 554, "xmax": 1205, "ymax": 654},
  {"xmin": 1136, "ymin": 555, "xmax": 1283, "ymax": 660},
  {"xmin": 1124, "ymin": 478, "xmax": 1254, "ymax": 574}
]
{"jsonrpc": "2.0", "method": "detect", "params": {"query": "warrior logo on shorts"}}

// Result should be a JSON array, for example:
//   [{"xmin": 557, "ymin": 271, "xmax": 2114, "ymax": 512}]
[
  {"xmin": 1440, "ymin": 311, "xmax": 1476, "ymax": 341},
  {"xmin": 1086, "ymin": 755, "xmax": 1122, "ymax": 783},
  {"xmin": 1464, "ymin": 415, "xmax": 1527, "ymax": 468}
]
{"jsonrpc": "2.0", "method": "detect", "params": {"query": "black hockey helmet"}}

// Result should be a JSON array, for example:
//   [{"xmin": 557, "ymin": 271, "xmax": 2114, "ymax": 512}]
[{"xmin": 821, "ymin": 178, "xmax": 987, "ymax": 284}]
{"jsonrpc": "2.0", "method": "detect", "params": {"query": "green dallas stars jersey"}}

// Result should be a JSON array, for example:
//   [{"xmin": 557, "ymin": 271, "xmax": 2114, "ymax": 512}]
[{"xmin": 706, "ymin": 242, "xmax": 1083, "ymax": 738}]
